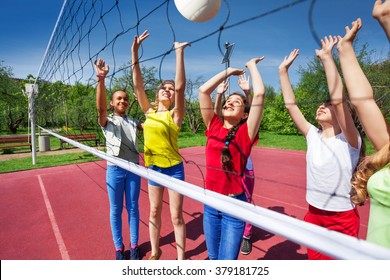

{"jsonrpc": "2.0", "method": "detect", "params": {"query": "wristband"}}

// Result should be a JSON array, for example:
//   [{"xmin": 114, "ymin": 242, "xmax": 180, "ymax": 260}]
[{"xmin": 96, "ymin": 74, "xmax": 106, "ymax": 79}]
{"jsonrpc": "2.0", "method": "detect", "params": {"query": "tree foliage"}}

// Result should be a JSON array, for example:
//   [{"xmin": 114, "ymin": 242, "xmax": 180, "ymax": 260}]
[
  {"xmin": 0, "ymin": 62, "xmax": 27, "ymax": 133},
  {"xmin": 262, "ymin": 45, "xmax": 389, "ymax": 136},
  {"xmin": 183, "ymin": 77, "xmax": 205, "ymax": 133}
]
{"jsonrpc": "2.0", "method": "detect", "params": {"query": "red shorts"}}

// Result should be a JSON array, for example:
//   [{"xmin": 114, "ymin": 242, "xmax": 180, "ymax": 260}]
[{"xmin": 304, "ymin": 205, "xmax": 360, "ymax": 260}]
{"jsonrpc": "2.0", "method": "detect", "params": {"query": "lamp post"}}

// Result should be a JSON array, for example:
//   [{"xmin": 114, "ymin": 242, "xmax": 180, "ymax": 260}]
[
  {"xmin": 25, "ymin": 83, "xmax": 38, "ymax": 165},
  {"xmin": 221, "ymin": 41, "xmax": 235, "ymax": 95}
]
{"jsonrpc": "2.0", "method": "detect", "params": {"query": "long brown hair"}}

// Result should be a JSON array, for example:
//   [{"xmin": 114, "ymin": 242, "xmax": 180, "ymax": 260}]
[{"xmin": 350, "ymin": 142, "xmax": 390, "ymax": 205}]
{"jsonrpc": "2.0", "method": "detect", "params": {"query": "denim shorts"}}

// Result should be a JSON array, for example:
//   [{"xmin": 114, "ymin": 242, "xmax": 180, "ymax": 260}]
[{"xmin": 148, "ymin": 162, "xmax": 185, "ymax": 186}]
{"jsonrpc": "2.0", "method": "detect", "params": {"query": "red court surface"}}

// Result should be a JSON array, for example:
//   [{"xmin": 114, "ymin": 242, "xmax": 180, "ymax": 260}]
[{"xmin": 0, "ymin": 146, "xmax": 370, "ymax": 260}]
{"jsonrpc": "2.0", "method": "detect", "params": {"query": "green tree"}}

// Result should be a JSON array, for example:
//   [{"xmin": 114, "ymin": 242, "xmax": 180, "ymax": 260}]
[
  {"xmin": 0, "ymin": 62, "xmax": 27, "ymax": 133},
  {"xmin": 35, "ymin": 81, "xmax": 68, "ymax": 129},
  {"xmin": 358, "ymin": 46, "xmax": 389, "ymax": 124},
  {"xmin": 262, "ymin": 93, "xmax": 299, "ymax": 135},
  {"xmin": 184, "ymin": 77, "xmax": 205, "ymax": 133},
  {"xmin": 67, "ymin": 83, "xmax": 96, "ymax": 132},
  {"xmin": 267, "ymin": 44, "xmax": 389, "ymax": 136}
]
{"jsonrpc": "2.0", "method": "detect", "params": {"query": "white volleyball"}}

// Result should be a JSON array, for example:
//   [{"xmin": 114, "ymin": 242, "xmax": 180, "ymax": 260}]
[{"xmin": 174, "ymin": 0, "xmax": 222, "ymax": 22}]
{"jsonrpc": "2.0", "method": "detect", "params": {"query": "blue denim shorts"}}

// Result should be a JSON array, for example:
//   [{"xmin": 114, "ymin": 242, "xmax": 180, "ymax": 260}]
[{"xmin": 148, "ymin": 162, "xmax": 185, "ymax": 186}]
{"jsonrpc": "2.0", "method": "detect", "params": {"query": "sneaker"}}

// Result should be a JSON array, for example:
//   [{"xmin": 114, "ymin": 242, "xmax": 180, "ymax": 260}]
[
  {"xmin": 148, "ymin": 248, "xmax": 162, "ymax": 260},
  {"xmin": 115, "ymin": 244, "xmax": 125, "ymax": 260},
  {"xmin": 240, "ymin": 238, "xmax": 252, "ymax": 255},
  {"xmin": 130, "ymin": 246, "xmax": 140, "ymax": 260}
]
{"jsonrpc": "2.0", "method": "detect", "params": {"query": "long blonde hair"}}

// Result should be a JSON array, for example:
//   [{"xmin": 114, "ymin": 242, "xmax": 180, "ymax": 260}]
[{"xmin": 350, "ymin": 142, "xmax": 390, "ymax": 205}]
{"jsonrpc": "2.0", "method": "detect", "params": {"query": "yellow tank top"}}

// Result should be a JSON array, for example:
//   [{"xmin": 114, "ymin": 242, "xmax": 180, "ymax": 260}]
[{"xmin": 143, "ymin": 110, "xmax": 182, "ymax": 167}]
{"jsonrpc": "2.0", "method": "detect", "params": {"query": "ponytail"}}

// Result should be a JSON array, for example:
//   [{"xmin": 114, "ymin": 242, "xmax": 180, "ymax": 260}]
[{"xmin": 221, "ymin": 119, "xmax": 246, "ymax": 172}]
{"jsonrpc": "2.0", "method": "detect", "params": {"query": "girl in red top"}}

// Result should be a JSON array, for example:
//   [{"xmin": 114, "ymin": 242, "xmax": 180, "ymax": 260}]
[{"xmin": 198, "ymin": 56, "xmax": 266, "ymax": 259}]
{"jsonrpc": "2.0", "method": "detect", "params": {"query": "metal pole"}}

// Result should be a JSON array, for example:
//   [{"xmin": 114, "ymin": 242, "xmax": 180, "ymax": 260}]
[
  {"xmin": 30, "ymin": 90, "xmax": 37, "ymax": 165},
  {"xmin": 22, "ymin": 89, "xmax": 31, "ymax": 146},
  {"xmin": 26, "ymin": 84, "xmax": 37, "ymax": 165},
  {"xmin": 225, "ymin": 42, "xmax": 230, "ymax": 68},
  {"xmin": 224, "ymin": 42, "xmax": 232, "ymax": 95}
]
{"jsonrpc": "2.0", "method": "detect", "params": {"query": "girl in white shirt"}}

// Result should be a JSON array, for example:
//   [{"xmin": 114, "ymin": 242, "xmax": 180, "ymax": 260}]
[{"xmin": 279, "ymin": 36, "xmax": 363, "ymax": 259}]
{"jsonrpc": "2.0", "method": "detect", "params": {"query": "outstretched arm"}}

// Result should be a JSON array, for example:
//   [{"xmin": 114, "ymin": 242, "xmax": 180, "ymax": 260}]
[
  {"xmin": 131, "ymin": 30, "xmax": 152, "ymax": 113},
  {"xmin": 199, "ymin": 67, "xmax": 245, "ymax": 129},
  {"xmin": 279, "ymin": 49, "xmax": 311, "ymax": 137},
  {"xmin": 172, "ymin": 41, "xmax": 190, "ymax": 126},
  {"xmin": 245, "ymin": 57, "xmax": 265, "ymax": 143},
  {"xmin": 337, "ymin": 18, "xmax": 389, "ymax": 150},
  {"xmin": 373, "ymin": 0, "xmax": 390, "ymax": 41},
  {"xmin": 316, "ymin": 35, "xmax": 360, "ymax": 148},
  {"xmin": 94, "ymin": 59, "xmax": 109, "ymax": 127}
]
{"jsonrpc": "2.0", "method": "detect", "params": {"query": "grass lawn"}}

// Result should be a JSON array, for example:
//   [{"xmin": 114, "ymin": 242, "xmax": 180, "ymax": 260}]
[
  {"xmin": 0, "ymin": 152, "xmax": 100, "ymax": 173},
  {"xmin": 0, "ymin": 130, "xmax": 375, "ymax": 173}
]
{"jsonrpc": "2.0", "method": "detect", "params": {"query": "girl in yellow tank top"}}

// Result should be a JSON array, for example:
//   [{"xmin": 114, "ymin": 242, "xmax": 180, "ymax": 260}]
[
  {"xmin": 143, "ymin": 110, "xmax": 181, "ymax": 168},
  {"xmin": 132, "ymin": 30, "xmax": 190, "ymax": 260}
]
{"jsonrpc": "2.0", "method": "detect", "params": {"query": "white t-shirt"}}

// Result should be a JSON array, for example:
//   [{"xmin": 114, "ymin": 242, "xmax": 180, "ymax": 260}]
[{"xmin": 306, "ymin": 125, "xmax": 361, "ymax": 211}]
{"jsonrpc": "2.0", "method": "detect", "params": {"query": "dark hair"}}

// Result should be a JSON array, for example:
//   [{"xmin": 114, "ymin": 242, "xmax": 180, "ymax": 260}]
[
  {"xmin": 110, "ymin": 89, "xmax": 128, "ymax": 100},
  {"xmin": 157, "ymin": 80, "xmax": 175, "ymax": 92},
  {"xmin": 221, "ymin": 93, "xmax": 250, "ymax": 172},
  {"xmin": 337, "ymin": 96, "xmax": 366, "ymax": 162},
  {"xmin": 227, "ymin": 93, "xmax": 250, "ymax": 114},
  {"xmin": 108, "ymin": 90, "xmax": 129, "ymax": 112}
]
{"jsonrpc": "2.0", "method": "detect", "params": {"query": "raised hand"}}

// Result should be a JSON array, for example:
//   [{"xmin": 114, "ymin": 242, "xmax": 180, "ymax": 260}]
[
  {"xmin": 174, "ymin": 41, "xmax": 191, "ymax": 51},
  {"xmin": 238, "ymin": 73, "xmax": 250, "ymax": 92},
  {"xmin": 94, "ymin": 58, "xmax": 109, "ymax": 77},
  {"xmin": 373, "ymin": 0, "xmax": 390, "ymax": 20},
  {"xmin": 132, "ymin": 30, "xmax": 150, "ymax": 52},
  {"xmin": 228, "ymin": 67, "xmax": 245, "ymax": 77},
  {"xmin": 372, "ymin": 0, "xmax": 390, "ymax": 41},
  {"xmin": 279, "ymin": 49, "xmax": 299, "ymax": 71},
  {"xmin": 217, "ymin": 79, "xmax": 229, "ymax": 95},
  {"xmin": 315, "ymin": 36, "xmax": 337, "ymax": 59},
  {"xmin": 245, "ymin": 56, "xmax": 265, "ymax": 68},
  {"xmin": 337, "ymin": 18, "xmax": 362, "ymax": 52}
]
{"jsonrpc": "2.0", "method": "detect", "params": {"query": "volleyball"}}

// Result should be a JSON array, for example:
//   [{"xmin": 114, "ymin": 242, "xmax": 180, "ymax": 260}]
[{"xmin": 174, "ymin": 0, "xmax": 222, "ymax": 22}]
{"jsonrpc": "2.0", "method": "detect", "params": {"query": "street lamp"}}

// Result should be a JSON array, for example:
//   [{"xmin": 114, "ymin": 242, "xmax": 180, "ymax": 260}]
[
  {"xmin": 25, "ymin": 83, "xmax": 38, "ymax": 165},
  {"xmin": 221, "ymin": 41, "xmax": 235, "ymax": 95}
]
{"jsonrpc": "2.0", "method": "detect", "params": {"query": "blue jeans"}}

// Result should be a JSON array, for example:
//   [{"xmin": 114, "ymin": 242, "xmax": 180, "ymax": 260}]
[
  {"xmin": 203, "ymin": 193, "xmax": 247, "ymax": 260},
  {"xmin": 148, "ymin": 162, "xmax": 185, "ymax": 186},
  {"xmin": 106, "ymin": 165, "xmax": 141, "ymax": 249}
]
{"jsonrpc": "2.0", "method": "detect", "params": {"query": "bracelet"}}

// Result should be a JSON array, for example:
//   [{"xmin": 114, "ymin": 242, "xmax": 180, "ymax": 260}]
[{"xmin": 96, "ymin": 74, "xmax": 106, "ymax": 79}]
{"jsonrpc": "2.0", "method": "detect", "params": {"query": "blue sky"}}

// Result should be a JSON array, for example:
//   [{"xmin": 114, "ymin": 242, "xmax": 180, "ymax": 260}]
[{"xmin": 1, "ymin": 0, "xmax": 388, "ymax": 92}]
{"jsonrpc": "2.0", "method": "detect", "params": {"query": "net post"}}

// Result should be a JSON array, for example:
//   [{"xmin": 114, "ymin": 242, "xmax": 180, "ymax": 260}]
[{"xmin": 26, "ymin": 84, "xmax": 38, "ymax": 165}]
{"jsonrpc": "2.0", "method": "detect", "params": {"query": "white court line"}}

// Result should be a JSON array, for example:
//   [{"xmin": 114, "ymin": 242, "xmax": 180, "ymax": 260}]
[
  {"xmin": 37, "ymin": 175, "xmax": 70, "ymax": 260},
  {"xmin": 254, "ymin": 194, "xmax": 307, "ymax": 210}
]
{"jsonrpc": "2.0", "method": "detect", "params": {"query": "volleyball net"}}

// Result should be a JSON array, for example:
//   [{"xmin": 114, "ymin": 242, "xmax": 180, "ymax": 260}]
[{"xmin": 27, "ymin": 0, "xmax": 390, "ymax": 260}]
